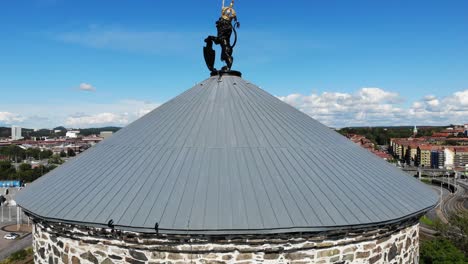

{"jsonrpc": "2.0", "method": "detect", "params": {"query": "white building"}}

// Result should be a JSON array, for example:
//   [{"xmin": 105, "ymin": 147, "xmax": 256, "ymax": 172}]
[
  {"xmin": 65, "ymin": 130, "xmax": 80, "ymax": 139},
  {"xmin": 99, "ymin": 131, "xmax": 113, "ymax": 139},
  {"xmin": 444, "ymin": 147, "xmax": 455, "ymax": 169},
  {"xmin": 11, "ymin": 126, "xmax": 22, "ymax": 140}
]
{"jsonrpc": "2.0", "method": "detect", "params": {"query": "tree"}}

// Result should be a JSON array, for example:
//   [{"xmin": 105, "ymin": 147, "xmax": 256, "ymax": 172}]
[
  {"xmin": 0, "ymin": 145, "xmax": 25, "ymax": 161},
  {"xmin": 405, "ymin": 146, "xmax": 412, "ymax": 165},
  {"xmin": 438, "ymin": 212, "xmax": 468, "ymax": 254},
  {"xmin": 41, "ymin": 150, "xmax": 53, "ymax": 159},
  {"xmin": 67, "ymin": 148, "xmax": 76, "ymax": 157},
  {"xmin": 18, "ymin": 163, "xmax": 32, "ymax": 172},
  {"xmin": 420, "ymin": 238, "xmax": 467, "ymax": 264},
  {"xmin": 59, "ymin": 151, "xmax": 67, "ymax": 158},
  {"xmin": 0, "ymin": 160, "xmax": 16, "ymax": 180},
  {"xmin": 25, "ymin": 148, "xmax": 41, "ymax": 160},
  {"xmin": 48, "ymin": 155, "xmax": 64, "ymax": 165}
]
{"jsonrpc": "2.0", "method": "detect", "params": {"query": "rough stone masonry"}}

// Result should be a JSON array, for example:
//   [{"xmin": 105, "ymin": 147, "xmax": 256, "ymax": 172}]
[{"xmin": 32, "ymin": 217, "xmax": 420, "ymax": 264}]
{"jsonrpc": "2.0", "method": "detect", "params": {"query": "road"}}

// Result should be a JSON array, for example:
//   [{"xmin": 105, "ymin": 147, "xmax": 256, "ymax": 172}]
[
  {"xmin": 0, "ymin": 233, "xmax": 32, "ymax": 260},
  {"xmin": 0, "ymin": 206, "xmax": 32, "ymax": 261},
  {"xmin": 423, "ymin": 178, "xmax": 467, "ymax": 226}
]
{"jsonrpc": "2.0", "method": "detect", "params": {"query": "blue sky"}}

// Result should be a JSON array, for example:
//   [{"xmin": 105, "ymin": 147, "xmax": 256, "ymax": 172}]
[{"xmin": 0, "ymin": 0, "xmax": 467, "ymax": 128}]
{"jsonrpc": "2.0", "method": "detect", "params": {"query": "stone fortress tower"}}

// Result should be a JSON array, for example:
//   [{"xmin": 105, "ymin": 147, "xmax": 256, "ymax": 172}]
[{"xmin": 16, "ymin": 2, "xmax": 437, "ymax": 263}]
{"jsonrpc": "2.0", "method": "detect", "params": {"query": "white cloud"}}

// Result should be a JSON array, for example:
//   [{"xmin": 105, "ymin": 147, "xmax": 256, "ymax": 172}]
[
  {"xmin": 0, "ymin": 99, "xmax": 160, "ymax": 129},
  {"xmin": 62, "ymin": 99, "xmax": 160, "ymax": 128},
  {"xmin": 0, "ymin": 112, "xmax": 24, "ymax": 124},
  {"xmin": 65, "ymin": 113, "xmax": 128, "ymax": 127},
  {"xmin": 279, "ymin": 88, "xmax": 468, "ymax": 128},
  {"xmin": 78, "ymin": 83, "xmax": 95, "ymax": 92},
  {"xmin": 55, "ymin": 27, "xmax": 198, "ymax": 55}
]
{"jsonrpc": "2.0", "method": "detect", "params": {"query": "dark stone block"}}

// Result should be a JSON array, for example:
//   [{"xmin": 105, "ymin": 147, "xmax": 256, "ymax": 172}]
[
  {"xmin": 129, "ymin": 250, "xmax": 148, "ymax": 261},
  {"xmin": 80, "ymin": 251, "xmax": 98, "ymax": 264},
  {"xmin": 369, "ymin": 254, "xmax": 381, "ymax": 264},
  {"xmin": 109, "ymin": 255, "xmax": 122, "ymax": 260},
  {"xmin": 57, "ymin": 241, "xmax": 64, "ymax": 248},
  {"xmin": 39, "ymin": 248, "xmax": 46, "ymax": 259},
  {"xmin": 125, "ymin": 257, "xmax": 145, "ymax": 264},
  {"xmin": 53, "ymin": 246, "xmax": 60, "ymax": 256},
  {"xmin": 101, "ymin": 258, "xmax": 114, "ymax": 264},
  {"xmin": 388, "ymin": 243, "xmax": 398, "ymax": 261}
]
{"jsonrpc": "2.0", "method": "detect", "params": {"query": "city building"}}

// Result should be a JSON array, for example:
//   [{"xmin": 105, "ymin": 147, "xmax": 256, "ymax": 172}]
[
  {"xmin": 65, "ymin": 130, "xmax": 80, "ymax": 138},
  {"xmin": 430, "ymin": 148, "xmax": 444, "ymax": 169},
  {"xmin": 11, "ymin": 126, "xmax": 22, "ymax": 140},
  {"xmin": 454, "ymin": 147, "xmax": 468, "ymax": 168},
  {"xmin": 99, "ymin": 131, "xmax": 113, "ymax": 139},
  {"xmin": 417, "ymin": 145, "xmax": 432, "ymax": 167},
  {"xmin": 444, "ymin": 147, "xmax": 455, "ymax": 169},
  {"xmin": 17, "ymin": 74, "xmax": 437, "ymax": 264}
]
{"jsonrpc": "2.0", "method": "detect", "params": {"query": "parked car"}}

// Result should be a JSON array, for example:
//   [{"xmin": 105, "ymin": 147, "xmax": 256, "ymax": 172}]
[{"xmin": 3, "ymin": 233, "xmax": 19, "ymax": 240}]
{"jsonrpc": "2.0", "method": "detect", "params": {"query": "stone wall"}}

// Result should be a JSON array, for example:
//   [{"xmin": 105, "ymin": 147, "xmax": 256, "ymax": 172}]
[{"xmin": 32, "ymin": 220, "xmax": 420, "ymax": 264}]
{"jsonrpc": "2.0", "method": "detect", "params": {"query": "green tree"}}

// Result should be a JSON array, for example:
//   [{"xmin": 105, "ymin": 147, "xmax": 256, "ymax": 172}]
[
  {"xmin": 442, "ymin": 212, "xmax": 468, "ymax": 254},
  {"xmin": 405, "ymin": 146, "xmax": 412, "ymax": 165},
  {"xmin": 48, "ymin": 155, "xmax": 64, "ymax": 165},
  {"xmin": 59, "ymin": 150, "xmax": 67, "ymax": 158},
  {"xmin": 67, "ymin": 148, "xmax": 76, "ymax": 157},
  {"xmin": 41, "ymin": 150, "xmax": 53, "ymax": 159},
  {"xmin": 18, "ymin": 163, "xmax": 32, "ymax": 172},
  {"xmin": 0, "ymin": 160, "xmax": 16, "ymax": 180},
  {"xmin": 420, "ymin": 238, "xmax": 467, "ymax": 264}
]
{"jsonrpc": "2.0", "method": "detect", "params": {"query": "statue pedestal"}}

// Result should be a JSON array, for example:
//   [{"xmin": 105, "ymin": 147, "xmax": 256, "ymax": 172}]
[{"xmin": 210, "ymin": 70, "xmax": 242, "ymax": 77}]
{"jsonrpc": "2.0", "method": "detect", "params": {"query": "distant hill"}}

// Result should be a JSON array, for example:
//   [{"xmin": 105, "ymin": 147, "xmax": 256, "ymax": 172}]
[
  {"xmin": 338, "ymin": 126, "xmax": 447, "ymax": 145},
  {"xmin": 78, "ymin": 127, "xmax": 121, "ymax": 136}
]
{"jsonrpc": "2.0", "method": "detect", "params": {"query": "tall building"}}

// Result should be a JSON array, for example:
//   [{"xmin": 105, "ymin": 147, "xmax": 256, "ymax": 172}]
[
  {"xmin": 11, "ymin": 126, "xmax": 22, "ymax": 140},
  {"xmin": 454, "ymin": 147, "xmax": 468, "ymax": 168}
]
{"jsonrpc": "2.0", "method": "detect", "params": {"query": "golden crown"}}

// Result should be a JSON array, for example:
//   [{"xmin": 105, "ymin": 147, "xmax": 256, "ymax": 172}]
[{"xmin": 221, "ymin": 0, "xmax": 237, "ymax": 20}]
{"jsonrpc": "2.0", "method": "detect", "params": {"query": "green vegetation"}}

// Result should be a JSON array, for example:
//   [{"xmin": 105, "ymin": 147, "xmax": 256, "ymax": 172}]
[
  {"xmin": 420, "ymin": 238, "xmax": 467, "ymax": 264},
  {"xmin": 0, "ymin": 145, "xmax": 53, "ymax": 162},
  {"xmin": 0, "ymin": 248, "xmax": 33, "ymax": 264},
  {"xmin": 421, "ymin": 178, "xmax": 432, "ymax": 184},
  {"xmin": 420, "ymin": 211, "xmax": 468, "ymax": 263},
  {"xmin": 338, "ymin": 126, "xmax": 446, "ymax": 145},
  {"xmin": 420, "ymin": 215, "xmax": 435, "ymax": 227},
  {"xmin": 0, "ymin": 160, "xmax": 56, "ymax": 182},
  {"xmin": 48, "ymin": 155, "xmax": 64, "ymax": 165},
  {"xmin": 438, "ymin": 212, "xmax": 468, "ymax": 254}
]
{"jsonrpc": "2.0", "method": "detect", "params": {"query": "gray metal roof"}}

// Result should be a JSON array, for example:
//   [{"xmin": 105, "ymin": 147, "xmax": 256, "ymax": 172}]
[{"xmin": 16, "ymin": 75, "xmax": 437, "ymax": 235}]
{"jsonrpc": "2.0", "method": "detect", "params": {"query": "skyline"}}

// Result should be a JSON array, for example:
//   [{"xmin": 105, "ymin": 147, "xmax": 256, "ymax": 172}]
[{"xmin": 1, "ymin": 0, "xmax": 467, "ymax": 128}]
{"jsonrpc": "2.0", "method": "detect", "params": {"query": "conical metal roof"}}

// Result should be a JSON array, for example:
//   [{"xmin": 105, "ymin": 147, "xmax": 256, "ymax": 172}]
[{"xmin": 16, "ymin": 75, "xmax": 437, "ymax": 235}]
